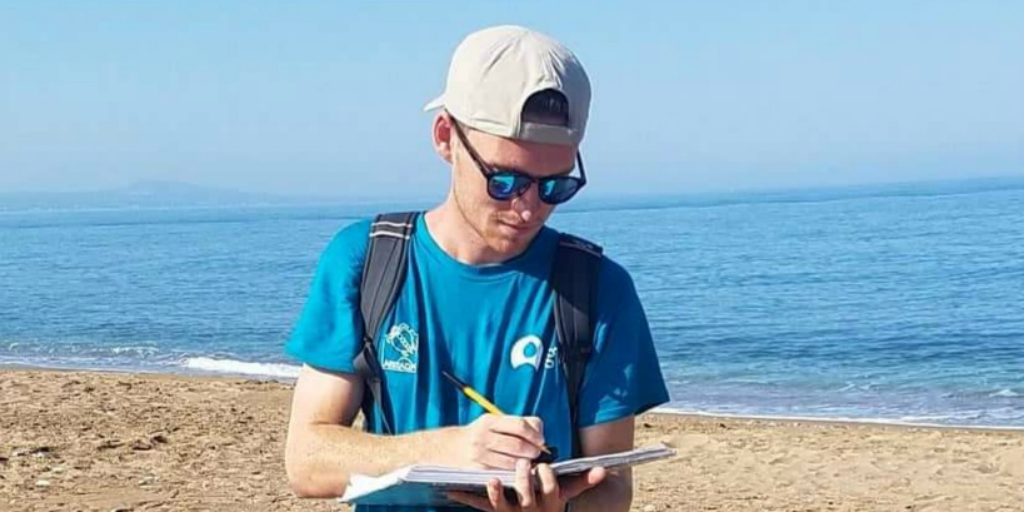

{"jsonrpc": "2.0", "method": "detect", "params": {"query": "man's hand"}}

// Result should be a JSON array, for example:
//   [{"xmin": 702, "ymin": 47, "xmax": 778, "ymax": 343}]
[
  {"xmin": 448, "ymin": 459, "xmax": 606, "ymax": 512},
  {"xmin": 443, "ymin": 414, "xmax": 548, "ymax": 469}
]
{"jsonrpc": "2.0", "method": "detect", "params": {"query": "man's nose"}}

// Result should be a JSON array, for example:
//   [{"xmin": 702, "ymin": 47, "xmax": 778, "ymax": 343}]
[{"xmin": 512, "ymin": 184, "xmax": 542, "ymax": 222}]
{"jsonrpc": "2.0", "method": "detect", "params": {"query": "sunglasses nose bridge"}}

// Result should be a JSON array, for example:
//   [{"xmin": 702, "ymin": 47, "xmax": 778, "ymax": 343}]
[{"xmin": 513, "ymin": 176, "xmax": 536, "ymax": 197}]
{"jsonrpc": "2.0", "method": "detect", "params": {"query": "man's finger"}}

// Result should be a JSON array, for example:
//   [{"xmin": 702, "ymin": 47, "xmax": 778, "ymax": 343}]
[
  {"xmin": 448, "ymin": 491, "xmax": 496, "ymax": 512},
  {"xmin": 487, "ymin": 416, "xmax": 545, "ymax": 448},
  {"xmin": 536, "ymin": 462, "xmax": 559, "ymax": 506},
  {"xmin": 484, "ymin": 431, "xmax": 542, "ymax": 461},
  {"xmin": 560, "ymin": 467, "xmax": 607, "ymax": 501},
  {"xmin": 486, "ymin": 478, "xmax": 508, "ymax": 512},
  {"xmin": 523, "ymin": 416, "xmax": 544, "ymax": 436},
  {"xmin": 479, "ymin": 449, "xmax": 520, "ymax": 470},
  {"xmin": 514, "ymin": 459, "xmax": 534, "ymax": 508}
]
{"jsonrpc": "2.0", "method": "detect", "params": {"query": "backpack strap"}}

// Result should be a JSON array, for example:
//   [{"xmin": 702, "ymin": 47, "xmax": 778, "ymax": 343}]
[
  {"xmin": 354, "ymin": 211, "xmax": 418, "ymax": 435},
  {"xmin": 552, "ymin": 233, "xmax": 603, "ymax": 458}
]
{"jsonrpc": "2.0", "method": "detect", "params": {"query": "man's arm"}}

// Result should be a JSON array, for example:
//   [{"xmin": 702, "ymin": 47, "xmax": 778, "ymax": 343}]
[
  {"xmin": 285, "ymin": 364, "xmax": 444, "ymax": 497},
  {"xmin": 285, "ymin": 364, "xmax": 549, "ymax": 498},
  {"xmin": 568, "ymin": 416, "xmax": 636, "ymax": 512}
]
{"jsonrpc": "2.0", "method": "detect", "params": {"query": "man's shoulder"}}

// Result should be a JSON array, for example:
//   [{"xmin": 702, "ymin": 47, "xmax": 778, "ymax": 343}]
[
  {"xmin": 551, "ymin": 229, "xmax": 636, "ymax": 302},
  {"xmin": 317, "ymin": 217, "xmax": 375, "ymax": 269},
  {"xmin": 337, "ymin": 217, "xmax": 375, "ymax": 241},
  {"xmin": 554, "ymin": 230, "xmax": 603, "ymax": 258},
  {"xmin": 594, "ymin": 252, "xmax": 637, "ymax": 304},
  {"xmin": 318, "ymin": 211, "xmax": 428, "ymax": 282}
]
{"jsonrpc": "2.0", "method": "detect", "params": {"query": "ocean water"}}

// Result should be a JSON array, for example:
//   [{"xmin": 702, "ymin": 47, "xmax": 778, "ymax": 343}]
[{"xmin": 2, "ymin": 185, "xmax": 1024, "ymax": 427}]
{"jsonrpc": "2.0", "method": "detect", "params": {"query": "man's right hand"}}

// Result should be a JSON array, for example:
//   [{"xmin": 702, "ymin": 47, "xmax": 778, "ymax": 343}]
[{"xmin": 442, "ymin": 414, "xmax": 546, "ymax": 469}]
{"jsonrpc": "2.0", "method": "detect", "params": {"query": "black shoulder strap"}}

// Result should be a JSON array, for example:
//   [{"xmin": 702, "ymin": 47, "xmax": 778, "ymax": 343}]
[
  {"xmin": 353, "ymin": 211, "xmax": 418, "ymax": 435},
  {"xmin": 552, "ymin": 233, "xmax": 603, "ymax": 458}
]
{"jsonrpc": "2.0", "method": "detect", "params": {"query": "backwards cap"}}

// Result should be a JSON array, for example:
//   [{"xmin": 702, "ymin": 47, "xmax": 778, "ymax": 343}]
[{"xmin": 425, "ymin": 25, "xmax": 591, "ymax": 146}]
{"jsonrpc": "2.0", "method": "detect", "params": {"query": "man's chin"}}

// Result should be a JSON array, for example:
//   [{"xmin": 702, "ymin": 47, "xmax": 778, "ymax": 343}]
[{"xmin": 487, "ymin": 224, "xmax": 538, "ymax": 256}]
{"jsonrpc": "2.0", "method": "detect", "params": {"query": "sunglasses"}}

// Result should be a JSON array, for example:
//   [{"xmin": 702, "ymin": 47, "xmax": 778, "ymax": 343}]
[{"xmin": 451, "ymin": 119, "xmax": 586, "ymax": 205}]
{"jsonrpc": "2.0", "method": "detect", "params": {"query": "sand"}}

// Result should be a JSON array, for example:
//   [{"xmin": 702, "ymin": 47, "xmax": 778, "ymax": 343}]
[{"xmin": 1, "ymin": 369, "xmax": 1022, "ymax": 511}]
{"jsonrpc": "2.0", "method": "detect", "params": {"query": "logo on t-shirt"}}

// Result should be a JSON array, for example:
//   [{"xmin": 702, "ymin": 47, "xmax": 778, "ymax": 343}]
[
  {"xmin": 382, "ymin": 323, "xmax": 418, "ymax": 374},
  {"xmin": 544, "ymin": 343, "xmax": 558, "ymax": 370},
  {"xmin": 510, "ymin": 335, "xmax": 543, "ymax": 371}
]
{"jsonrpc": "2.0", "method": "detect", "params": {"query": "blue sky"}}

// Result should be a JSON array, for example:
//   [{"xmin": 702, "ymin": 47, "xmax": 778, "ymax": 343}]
[{"xmin": 2, "ymin": 1, "xmax": 1022, "ymax": 199}]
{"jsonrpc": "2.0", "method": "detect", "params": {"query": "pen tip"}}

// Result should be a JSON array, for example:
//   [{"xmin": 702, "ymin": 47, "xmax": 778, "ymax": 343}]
[{"xmin": 441, "ymin": 370, "xmax": 460, "ymax": 385}]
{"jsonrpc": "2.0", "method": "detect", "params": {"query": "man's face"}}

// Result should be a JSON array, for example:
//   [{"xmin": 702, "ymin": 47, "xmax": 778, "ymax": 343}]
[{"xmin": 448, "ymin": 120, "xmax": 578, "ymax": 257}]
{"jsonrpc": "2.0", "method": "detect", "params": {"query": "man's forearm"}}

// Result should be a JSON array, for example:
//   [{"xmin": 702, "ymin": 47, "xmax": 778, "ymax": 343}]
[
  {"xmin": 571, "ymin": 469, "xmax": 632, "ymax": 512},
  {"xmin": 286, "ymin": 422, "xmax": 458, "ymax": 498}
]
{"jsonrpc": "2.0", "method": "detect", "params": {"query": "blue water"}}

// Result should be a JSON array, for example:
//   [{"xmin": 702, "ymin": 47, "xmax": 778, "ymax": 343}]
[{"xmin": 3, "ymin": 185, "xmax": 1024, "ymax": 427}]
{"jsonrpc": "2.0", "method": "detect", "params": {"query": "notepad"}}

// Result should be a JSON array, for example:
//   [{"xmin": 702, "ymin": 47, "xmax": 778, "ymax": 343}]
[{"xmin": 339, "ymin": 444, "xmax": 676, "ymax": 507}]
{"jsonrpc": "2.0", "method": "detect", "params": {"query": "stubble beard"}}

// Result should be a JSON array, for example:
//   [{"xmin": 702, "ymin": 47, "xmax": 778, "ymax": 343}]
[{"xmin": 452, "ymin": 185, "xmax": 528, "ymax": 259}]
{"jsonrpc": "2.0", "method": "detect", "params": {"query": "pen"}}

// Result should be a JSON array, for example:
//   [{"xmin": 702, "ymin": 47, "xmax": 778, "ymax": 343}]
[{"xmin": 441, "ymin": 370, "xmax": 553, "ymax": 457}]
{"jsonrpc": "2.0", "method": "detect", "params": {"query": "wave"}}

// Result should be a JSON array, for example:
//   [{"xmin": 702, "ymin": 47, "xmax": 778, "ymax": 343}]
[
  {"xmin": 651, "ymin": 407, "xmax": 1024, "ymax": 431},
  {"xmin": 989, "ymin": 389, "xmax": 1021, "ymax": 398},
  {"xmin": 1, "ymin": 341, "xmax": 162, "ymax": 358},
  {"xmin": 178, "ymin": 357, "xmax": 301, "ymax": 379}
]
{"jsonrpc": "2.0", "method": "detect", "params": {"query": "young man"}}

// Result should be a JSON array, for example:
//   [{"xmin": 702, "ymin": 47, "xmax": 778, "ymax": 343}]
[{"xmin": 284, "ymin": 25, "xmax": 669, "ymax": 512}]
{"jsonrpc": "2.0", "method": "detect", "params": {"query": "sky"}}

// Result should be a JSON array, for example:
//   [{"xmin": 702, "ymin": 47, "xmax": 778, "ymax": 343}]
[{"xmin": 2, "ymin": 1, "xmax": 1023, "ymax": 200}]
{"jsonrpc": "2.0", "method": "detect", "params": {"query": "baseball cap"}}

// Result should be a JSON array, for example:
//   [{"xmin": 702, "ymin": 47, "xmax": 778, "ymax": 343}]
[{"xmin": 424, "ymin": 25, "xmax": 591, "ymax": 147}]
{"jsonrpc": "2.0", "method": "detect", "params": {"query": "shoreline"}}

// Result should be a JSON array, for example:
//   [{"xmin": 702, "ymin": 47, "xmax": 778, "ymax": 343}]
[
  {"xmin": 4, "ymin": 363, "xmax": 1023, "ymax": 434},
  {"xmin": 652, "ymin": 408, "xmax": 1024, "ymax": 434}
]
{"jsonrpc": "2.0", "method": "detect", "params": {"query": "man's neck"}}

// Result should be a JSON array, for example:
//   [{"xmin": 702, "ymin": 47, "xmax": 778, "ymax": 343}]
[{"xmin": 424, "ymin": 199, "xmax": 531, "ymax": 266}]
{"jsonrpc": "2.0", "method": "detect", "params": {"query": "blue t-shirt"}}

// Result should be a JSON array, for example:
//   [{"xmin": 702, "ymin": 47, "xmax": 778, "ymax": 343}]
[{"xmin": 286, "ymin": 214, "xmax": 669, "ymax": 512}]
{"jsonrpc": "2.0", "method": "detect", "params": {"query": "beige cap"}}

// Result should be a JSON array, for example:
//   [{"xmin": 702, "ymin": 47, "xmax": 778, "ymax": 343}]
[{"xmin": 425, "ymin": 25, "xmax": 591, "ymax": 147}]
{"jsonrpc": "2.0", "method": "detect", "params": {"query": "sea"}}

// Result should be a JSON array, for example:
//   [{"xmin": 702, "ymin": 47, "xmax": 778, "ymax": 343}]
[{"xmin": 2, "ymin": 181, "xmax": 1023, "ymax": 428}]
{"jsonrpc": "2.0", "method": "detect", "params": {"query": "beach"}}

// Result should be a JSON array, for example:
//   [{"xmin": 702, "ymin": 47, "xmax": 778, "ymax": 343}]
[{"xmin": 1, "ymin": 369, "xmax": 1021, "ymax": 511}]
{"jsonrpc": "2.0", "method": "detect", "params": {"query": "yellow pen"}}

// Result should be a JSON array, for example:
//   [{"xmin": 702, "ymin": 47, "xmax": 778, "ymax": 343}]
[{"xmin": 442, "ymin": 370, "xmax": 553, "ymax": 457}]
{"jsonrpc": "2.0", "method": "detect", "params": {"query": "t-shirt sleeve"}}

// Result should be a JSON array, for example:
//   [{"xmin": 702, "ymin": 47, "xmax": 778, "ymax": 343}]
[
  {"xmin": 284, "ymin": 219, "xmax": 372, "ymax": 374},
  {"xmin": 576, "ymin": 259, "xmax": 670, "ymax": 428}
]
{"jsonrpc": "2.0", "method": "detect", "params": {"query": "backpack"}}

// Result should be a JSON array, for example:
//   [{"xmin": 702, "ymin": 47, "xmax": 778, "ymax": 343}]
[{"xmin": 352, "ymin": 211, "xmax": 602, "ymax": 458}]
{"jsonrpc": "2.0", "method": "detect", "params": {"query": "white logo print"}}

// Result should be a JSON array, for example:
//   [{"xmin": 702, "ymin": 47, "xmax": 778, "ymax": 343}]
[
  {"xmin": 510, "ymin": 335, "xmax": 543, "ymax": 370},
  {"xmin": 544, "ymin": 344, "xmax": 558, "ymax": 370},
  {"xmin": 381, "ymin": 323, "xmax": 418, "ymax": 374}
]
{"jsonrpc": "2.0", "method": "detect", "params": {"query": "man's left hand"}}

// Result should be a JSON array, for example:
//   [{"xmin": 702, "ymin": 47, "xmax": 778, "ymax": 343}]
[{"xmin": 448, "ymin": 459, "xmax": 606, "ymax": 512}]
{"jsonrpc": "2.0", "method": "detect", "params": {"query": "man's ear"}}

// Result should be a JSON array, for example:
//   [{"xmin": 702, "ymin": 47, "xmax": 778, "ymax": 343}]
[{"xmin": 432, "ymin": 113, "xmax": 454, "ymax": 164}]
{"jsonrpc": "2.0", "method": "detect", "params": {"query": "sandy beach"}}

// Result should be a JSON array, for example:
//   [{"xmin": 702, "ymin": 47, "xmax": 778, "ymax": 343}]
[{"xmin": 1, "ymin": 369, "xmax": 1021, "ymax": 512}]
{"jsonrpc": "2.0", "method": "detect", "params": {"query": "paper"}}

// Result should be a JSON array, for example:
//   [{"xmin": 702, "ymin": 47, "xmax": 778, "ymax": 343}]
[{"xmin": 339, "ymin": 444, "xmax": 676, "ymax": 507}]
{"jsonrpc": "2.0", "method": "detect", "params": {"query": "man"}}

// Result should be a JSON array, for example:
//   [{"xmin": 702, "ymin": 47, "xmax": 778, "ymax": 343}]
[{"xmin": 284, "ymin": 25, "xmax": 669, "ymax": 512}]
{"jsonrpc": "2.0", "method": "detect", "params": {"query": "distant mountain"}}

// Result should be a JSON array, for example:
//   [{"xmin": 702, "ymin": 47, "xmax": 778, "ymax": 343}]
[{"xmin": 0, "ymin": 181, "xmax": 326, "ymax": 212}]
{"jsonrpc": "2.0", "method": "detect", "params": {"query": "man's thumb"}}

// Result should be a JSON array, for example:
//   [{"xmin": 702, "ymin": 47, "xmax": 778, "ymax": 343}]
[{"xmin": 560, "ymin": 467, "xmax": 607, "ymax": 501}]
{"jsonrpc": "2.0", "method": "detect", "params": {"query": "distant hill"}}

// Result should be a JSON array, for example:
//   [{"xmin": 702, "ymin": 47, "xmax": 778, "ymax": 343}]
[{"xmin": 0, "ymin": 181, "xmax": 326, "ymax": 212}]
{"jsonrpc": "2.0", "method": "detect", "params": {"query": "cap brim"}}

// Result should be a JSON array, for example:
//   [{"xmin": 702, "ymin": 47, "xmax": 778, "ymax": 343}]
[{"xmin": 423, "ymin": 94, "xmax": 445, "ymax": 112}]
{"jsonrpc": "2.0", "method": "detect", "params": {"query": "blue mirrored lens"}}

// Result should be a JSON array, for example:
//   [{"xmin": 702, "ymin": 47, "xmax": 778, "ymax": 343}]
[
  {"xmin": 540, "ymin": 178, "xmax": 580, "ymax": 204},
  {"xmin": 488, "ymin": 175, "xmax": 519, "ymax": 198},
  {"xmin": 540, "ymin": 179, "xmax": 559, "ymax": 197}
]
